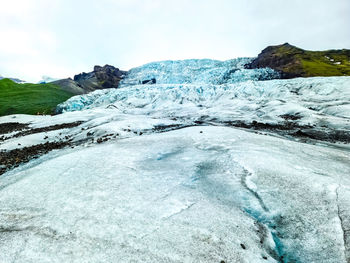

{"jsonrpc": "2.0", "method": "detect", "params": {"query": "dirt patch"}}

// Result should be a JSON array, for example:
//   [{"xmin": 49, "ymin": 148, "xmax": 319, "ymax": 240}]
[
  {"xmin": 0, "ymin": 122, "xmax": 29, "ymax": 135},
  {"xmin": 280, "ymin": 114, "xmax": 302, "ymax": 121},
  {"xmin": 12, "ymin": 121, "xmax": 84, "ymax": 138},
  {"xmin": 222, "ymin": 120, "xmax": 311, "ymax": 131},
  {"xmin": 293, "ymin": 129, "xmax": 350, "ymax": 143},
  {"xmin": 0, "ymin": 141, "xmax": 70, "ymax": 175},
  {"xmin": 0, "ymin": 121, "xmax": 84, "ymax": 142},
  {"xmin": 224, "ymin": 120, "xmax": 350, "ymax": 143},
  {"xmin": 194, "ymin": 118, "xmax": 350, "ymax": 144},
  {"xmin": 153, "ymin": 124, "xmax": 186, "ymax": 132}
]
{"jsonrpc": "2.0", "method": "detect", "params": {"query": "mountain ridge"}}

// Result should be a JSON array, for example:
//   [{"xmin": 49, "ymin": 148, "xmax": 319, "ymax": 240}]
[
  {"xmin": 1, "ymin": 44, "xmax": 350, "ymax": 116},
  {"xmin": 245, "ymin": 43, "xmax": 350, "ymax": 78},
  {"xmin": 52, "ymin": 65, "xmax": 127, "ymax": 95}
]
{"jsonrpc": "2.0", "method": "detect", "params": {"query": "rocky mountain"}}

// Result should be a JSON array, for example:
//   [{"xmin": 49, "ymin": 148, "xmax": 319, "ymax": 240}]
[
  {"xmin": 53, "ymin": 65, "xmax": 127, "ymax": 95},
  {"xmin": 245, "ymin": 43, "xmax": 350, "ymax": 78}
]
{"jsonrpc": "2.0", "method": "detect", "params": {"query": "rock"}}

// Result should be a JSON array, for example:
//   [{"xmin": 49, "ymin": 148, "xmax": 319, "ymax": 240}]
[
  {"xmin": 54, "ymin": 65, "xmax": 127, "ymax": 95},
  {"xmin": 73, "ymin": 64, "xmax": 127, "ymax": 91},
  {"xmin": 141, "ymin": 78, "xmax": 156, "ymax": 84},
  {"xmin": 245, "ymin": 43, "xmax": 304, "ymax": 78},
  {"xmin": 52, "ymin": 78, "xmax": 87, "ymax": 95}
]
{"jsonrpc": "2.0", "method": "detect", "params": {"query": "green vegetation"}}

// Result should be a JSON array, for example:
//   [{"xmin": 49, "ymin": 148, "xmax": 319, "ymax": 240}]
[
  {"xmin": 299, "ymin": 50, "xmax": 350, "ymax": 77},
  {"xmin": 260, "ymin": 43, "xmax": 350, "ymax": 77},
  {"xmin": 0, "ymin": 78, "xmax": 74, "ymax": 116}
]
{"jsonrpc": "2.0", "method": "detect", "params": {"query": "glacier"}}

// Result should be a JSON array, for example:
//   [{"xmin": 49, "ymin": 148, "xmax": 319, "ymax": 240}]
[
  {"xmin": 57, "ymin": 59, "xmax": 350, "ymax": 143},
  {"xmin": 0, "ymin": 58, "xmax": 350, "ymax": 263}
]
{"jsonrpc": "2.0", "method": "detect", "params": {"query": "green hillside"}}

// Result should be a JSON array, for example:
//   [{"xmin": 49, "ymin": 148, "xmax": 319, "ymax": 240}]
[
  {"xmin": 0, "ymin": 78, "xmax": 74, "ymax": 116},
  {"xmin": 247, "ymin": 43, "xmax": 350, "ymax": 78},
  {"xmin": 300, "ymin": 49, "xmax": 350, "ymax": 77}
]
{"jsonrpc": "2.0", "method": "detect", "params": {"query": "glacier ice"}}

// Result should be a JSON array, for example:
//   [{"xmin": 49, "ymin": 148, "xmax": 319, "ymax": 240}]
[
  {"xmin": 0, "ymin": 126, "xmax": 349, "ymax": 262},
  {"xmin": 57, "ymin": 75, "xmax": 350, "ymax": 142},
  {"xmin": 1, "ymin": 58, "xmax": 350, "ymax": 262},
  {"xmin": 119, "ymin": 58, "xmax": 279, "ymax": 85},
  {"xmin": 57, "ymin": 59, "xmax": 350, "ymax": 139}
]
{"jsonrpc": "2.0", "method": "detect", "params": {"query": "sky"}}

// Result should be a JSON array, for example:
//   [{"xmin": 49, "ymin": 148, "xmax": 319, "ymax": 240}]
[{"xmin": 0, "ymin": 0, "xmax": 349, "ymax": 82}]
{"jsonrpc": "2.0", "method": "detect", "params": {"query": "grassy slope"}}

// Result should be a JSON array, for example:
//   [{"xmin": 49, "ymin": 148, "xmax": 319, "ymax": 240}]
[
  {"xmin": 299, "ymin": 50, "xmax": 350, "ymax": 77},
  {"xmin": 272, "ymin": 44, "xmax": 350, "ymax": 77},
  {"xmin": 0, "ymin": 78, "xmax": 74, "ymax": 116}
]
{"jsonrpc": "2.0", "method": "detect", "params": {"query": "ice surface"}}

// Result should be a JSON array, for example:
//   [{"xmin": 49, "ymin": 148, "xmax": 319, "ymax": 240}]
[
  {"xmin": 56, "ymin": 59, "xmax": 350, "ymax": 138},
  {"xmin": 119, "ymin": 58, "xmax": 279, "ymax": 86},
  {"xmin": 0, "ymin": 127, "xmax": 349, "ymax": 262},
  {"xmin": 1, "ymin": 58, "xmax": 350, "ymax": 262},
  {"xmin": 57, "ymin": 76, "xmax": 350, "ymax": 139}
]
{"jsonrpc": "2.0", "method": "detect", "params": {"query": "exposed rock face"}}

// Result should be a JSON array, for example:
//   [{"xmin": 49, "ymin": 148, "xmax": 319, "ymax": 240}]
[
  {"xmin": 74, "ymin": 65, "xmax": 127, "ymax": 91},
  {"xmin": 141, "ymin": 78, "xmax": 156, "ymax": 84},
  {"xmin": 246, "ymin": 43, "xmax": 350, "ymax": 78},
  {"xmin": 245, "ymin": 43, "xmax": 304, "ymax": 78},
  {"xmin": 51, "ymin": 78, "xmax": 86, "ymax": 95},
  {"xmin": 53, "ymin": 65, "xmax": 127, "ymax": 95}
]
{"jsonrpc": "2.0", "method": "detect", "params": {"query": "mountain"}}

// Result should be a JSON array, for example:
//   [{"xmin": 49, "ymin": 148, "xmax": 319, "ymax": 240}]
[
  {"xmin": 245, "ymin": 43, "xmax": 350, "ymax": 78},
  {"xmin": 2, "ymin": 43, "xmax": 350, "ymax": 117},
  {"xmin": 0, "ymin": 65, "xmax": 127, "ymax": 116},
  {"xmin": 53, "ymin": 65, "xmax": 127, "ymax": 95}
]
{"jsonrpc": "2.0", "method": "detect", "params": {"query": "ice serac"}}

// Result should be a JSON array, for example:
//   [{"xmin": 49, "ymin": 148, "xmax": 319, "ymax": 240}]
[
  {"xmin": 56, "ymin": 58, "xmax": 280, "ymax": 112},
  {"xmin": 57, "ymin": 59, "xmax": 350, "ymax": 143},
  {"xmin": 1, "ymin": 57, "xmax": 350, "ymax": 262},
  {"xmin": 119, "ymin": 58, "xmax": 279, "ymax": 85}
]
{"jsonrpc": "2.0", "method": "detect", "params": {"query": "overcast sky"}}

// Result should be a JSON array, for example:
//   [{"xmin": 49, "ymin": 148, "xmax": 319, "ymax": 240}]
[{"xmin": 0, "ymin": 0, "xmax": 349, "ymax": 82}]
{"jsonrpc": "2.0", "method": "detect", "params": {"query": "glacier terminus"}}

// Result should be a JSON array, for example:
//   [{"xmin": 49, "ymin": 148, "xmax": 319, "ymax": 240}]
[{"xmin": 0, "ymin": 58, "xmax": 350, "ymax": 263}]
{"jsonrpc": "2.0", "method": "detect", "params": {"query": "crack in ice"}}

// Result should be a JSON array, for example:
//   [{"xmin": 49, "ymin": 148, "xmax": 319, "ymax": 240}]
[{"xmin": 335, "ymin": 185, "xmax": 348, "ymax": 262}]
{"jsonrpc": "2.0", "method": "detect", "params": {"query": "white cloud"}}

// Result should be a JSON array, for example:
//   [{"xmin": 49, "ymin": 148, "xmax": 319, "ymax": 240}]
[{"xmin": 0, "ymin": 0, "xmax": 349, "ymax": 82}]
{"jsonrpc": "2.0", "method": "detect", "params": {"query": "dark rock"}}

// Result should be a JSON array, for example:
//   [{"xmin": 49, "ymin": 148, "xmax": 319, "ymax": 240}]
[
  {"xmin": 94, "ymin": 65, "xmax": 127, "ymax": 89},
  {"xmin": 0, "ymin": 122, "xmax": 28, "ymax": 135},
  {"xmin": 245, "ymin": 43, "xmax": 304, "ymax": 79},
  {"xmin": 141, "ymin": 78, "xmax": 156, "ymax": 84},
  {"xmin": 73, "ymin": 64, "xmax": 127, "ymax": 91},
  {"xmin": 54, "ymin": 65, "xmax": 127, "ymax": 95},
  {"xmin": 9, "ymin": 121, "xmax": 84, "ymax": 139},
  {"xmin": 0, "ymin": 141, "xmax": 70, "ymax": 175}
]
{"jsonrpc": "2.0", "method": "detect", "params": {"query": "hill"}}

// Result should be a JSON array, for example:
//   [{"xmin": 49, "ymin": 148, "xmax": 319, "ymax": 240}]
[
  {"xmin": 0, "ymin": 78, "xmax": 74, "ymax": 116},
  {"xmin": 0, "ymin": 75, "xmax": 26, "ymax": 83},
  {"xmin": 52, "ymin": 65, "xmax": 127, "ymax": 95},
  {"xmin": 245, "ymin": 43, "xmax": 350, "ymax": 78}
]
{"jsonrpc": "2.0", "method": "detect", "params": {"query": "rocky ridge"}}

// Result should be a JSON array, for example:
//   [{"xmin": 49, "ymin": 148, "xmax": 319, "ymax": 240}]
[{"xmin": 53, "ymin": 65, "xmax": 126, "ymax": 95}]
